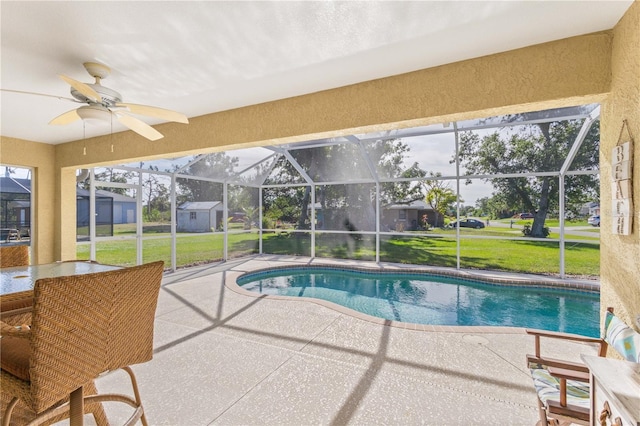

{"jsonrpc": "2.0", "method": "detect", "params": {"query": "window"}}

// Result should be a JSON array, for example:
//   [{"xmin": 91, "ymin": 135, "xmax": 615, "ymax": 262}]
[
  {"xmin": 190, "ymin": 212, "xmax": 196, "ymax": 220},
  {"xmin": 0, "ymin": 166, "xmax": 32, "ymax": 246},
  {"xmin": 398, "ymin": 210, "xmax": 406, "ymax": 220}
]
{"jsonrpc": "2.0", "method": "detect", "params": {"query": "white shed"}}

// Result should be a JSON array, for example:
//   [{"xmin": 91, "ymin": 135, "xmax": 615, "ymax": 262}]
[{"xmin": 177, "ymin": 201, "xmax": 224, "ymax": 232}]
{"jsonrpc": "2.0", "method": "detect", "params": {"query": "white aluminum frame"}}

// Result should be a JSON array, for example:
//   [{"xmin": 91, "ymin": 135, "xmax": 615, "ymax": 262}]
[{"xmin": 83, "ymin": 105, "xmax": 600, "ymax": 278}]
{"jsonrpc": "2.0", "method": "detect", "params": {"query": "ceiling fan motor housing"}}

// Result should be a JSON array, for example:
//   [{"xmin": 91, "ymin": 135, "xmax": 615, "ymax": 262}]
[{"xmin": 71, "ymin": 84, "xmax": 122, "ymax": 107}]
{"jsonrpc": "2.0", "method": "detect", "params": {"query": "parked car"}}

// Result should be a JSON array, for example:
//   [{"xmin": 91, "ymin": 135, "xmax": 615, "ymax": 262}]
[
  {"xmin": 519, "ymin": 212, "xmax": 535, "ymax": 219},
  {"xmin": 588, "ymin": 215, "xmax": 600, "ymax": 227},
  {"xmin": 448, "ymin": 219, "xmax": 485, "ymax": 229}
]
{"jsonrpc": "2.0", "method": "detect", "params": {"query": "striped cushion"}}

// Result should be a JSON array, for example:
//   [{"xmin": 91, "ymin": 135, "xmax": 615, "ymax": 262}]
[
  {"xmin": 529, "ymin": 367, "xmax": 590, "ymax": 410},
  {"xmin": 604, "ymin": 311, "xmax": 640, "ymax": 363}
]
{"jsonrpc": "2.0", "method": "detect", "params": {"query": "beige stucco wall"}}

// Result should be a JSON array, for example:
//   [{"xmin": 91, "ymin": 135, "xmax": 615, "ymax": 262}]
[
  {"xmin": 0, "ymin": 137, "xmax": 56, "ymax": 263},
  {"xmin": 601, "ymin": 0, "xmax": 640, "ymax": 337}
]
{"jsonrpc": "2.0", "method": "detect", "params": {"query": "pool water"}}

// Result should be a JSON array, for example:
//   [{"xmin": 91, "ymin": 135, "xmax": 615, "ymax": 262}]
[{"xmin": 237, "ymin": 267, "xmax": 600, "ymax": 337}]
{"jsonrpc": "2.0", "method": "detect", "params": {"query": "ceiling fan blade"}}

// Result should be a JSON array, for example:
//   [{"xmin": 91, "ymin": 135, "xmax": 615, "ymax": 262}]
[
  {"xmin": 49, "ymin": 109, "xmax": 81, "ymax": 125},
  {"xmin": 1, "ymin": 89, "xmax": 77, "ymax": 102},
  {"xmin": 117, "ymin": 113, "xmax": 164, "ymax": 141},
  {"xmin": 115, "ymin": 103, "xmax": 189, "ymax": 124},
  {"xmin": 59, "ymin": 74, "xmax": 101, "ymax": 102}
]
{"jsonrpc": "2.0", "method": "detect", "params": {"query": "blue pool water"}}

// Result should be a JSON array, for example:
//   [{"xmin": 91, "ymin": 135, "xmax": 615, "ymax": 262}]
[{"xmin": 237, "ymin": 267, "xmax": 600, "ymax": 337}]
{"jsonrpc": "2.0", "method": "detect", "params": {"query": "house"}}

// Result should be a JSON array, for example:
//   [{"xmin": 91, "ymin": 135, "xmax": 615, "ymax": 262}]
[
  {"xmin": 177, "ymin": 201, "xmax": 225, "ymax": 232},
  {"xmin": 0, "ymin": 177, "xmax": 137, "ymax": 240},
  {"xmin": 383, "ymin": 200, "xmax": 436, "ymax": 231},
  {"xmin": 76, "ymin": 188, "xmax": 137, "ymax": 225},
  {"xmin": 0, "ymin": 177, "xmax": 31, "ymax": 234}
]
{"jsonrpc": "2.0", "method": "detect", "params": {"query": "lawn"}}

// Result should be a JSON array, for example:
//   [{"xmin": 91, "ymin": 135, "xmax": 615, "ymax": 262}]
[{"xmin": 78, "ymin": 227, "xmax": 600, "ymax": 278}]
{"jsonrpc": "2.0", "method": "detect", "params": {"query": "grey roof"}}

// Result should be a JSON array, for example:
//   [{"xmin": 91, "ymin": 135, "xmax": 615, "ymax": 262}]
[
  {"xmin": 386, "ymin": 200, "xmax": 431, "ymax": 210},
  {"xmin": 178, "ymin": 201, "xmax": 223, "ymax": 211},
  {"xmin": 0, "ymin": 177, "xmax": 31, "ymax": 194},
  {"xmin": 1, "ymin": 179, "xmax": 136, "ymax": 203},
  {"xmin": 76, "ymin": 188, "xmax": 136, "ymax": 203}
]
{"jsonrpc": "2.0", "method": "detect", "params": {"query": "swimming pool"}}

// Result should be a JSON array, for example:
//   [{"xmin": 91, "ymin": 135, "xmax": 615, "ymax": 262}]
[{"xmin": 236, "ymin": 266, "xmax": 600, "ymax": 337}]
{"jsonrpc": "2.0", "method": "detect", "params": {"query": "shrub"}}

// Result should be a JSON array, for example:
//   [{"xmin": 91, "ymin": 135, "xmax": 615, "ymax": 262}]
[{"xmin": 522, "ymin": 223, "xmax": 550, "ymax": 238}]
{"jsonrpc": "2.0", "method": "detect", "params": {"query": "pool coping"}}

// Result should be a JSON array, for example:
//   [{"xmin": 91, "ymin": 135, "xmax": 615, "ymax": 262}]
[{"xmin": 225, "ymin": 256, "xmax": 600, "ymax": 334}]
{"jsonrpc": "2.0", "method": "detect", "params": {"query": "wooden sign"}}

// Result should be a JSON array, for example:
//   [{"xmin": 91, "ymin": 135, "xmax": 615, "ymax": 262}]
[{"xmin": 611, "ymin": 121, "xmax": 633, "ymax": 235}]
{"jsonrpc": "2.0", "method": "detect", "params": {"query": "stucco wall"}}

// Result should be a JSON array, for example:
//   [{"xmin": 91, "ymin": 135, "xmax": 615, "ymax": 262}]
[{"xmin": 601, "ymin": 0, "xmax": 640, "ymax": 337}]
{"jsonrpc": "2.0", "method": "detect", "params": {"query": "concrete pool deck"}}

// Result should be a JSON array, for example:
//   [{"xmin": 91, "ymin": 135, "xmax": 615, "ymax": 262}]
[{"xmin": 94, "ymin": 255, "xmax": 601, "ymax": 425}]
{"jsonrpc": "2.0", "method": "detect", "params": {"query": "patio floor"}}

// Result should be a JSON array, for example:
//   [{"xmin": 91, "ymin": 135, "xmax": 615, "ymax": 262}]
[{"xmin": 94, "ymin": 255, "xmax": 600, "ymax": 425}]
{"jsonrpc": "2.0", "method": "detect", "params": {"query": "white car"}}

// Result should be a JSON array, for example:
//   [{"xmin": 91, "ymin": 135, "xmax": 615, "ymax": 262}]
[{"xmin": 588, "ymin": 215, "xmax": 600, "ymax": 227}]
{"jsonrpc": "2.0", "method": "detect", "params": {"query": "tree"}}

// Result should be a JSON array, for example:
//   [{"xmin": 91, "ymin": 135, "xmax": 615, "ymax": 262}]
[
  {"xmin": 422, "ymin": 173, "xmax": 457, "ymax": 227},
  {"xmin": 140, "ymin": 165, "xmax": 170, "ymax": 220},
  {"xmin": 475, "ymin": 194, "xmax": 513, "ymax": 219},
  {"xmin": 367, "ymin": 139, "xmax": 426, "ymax": 207},
  {"xmin": 267, "ymin": 139, "xmax": 426, "ymax": 230},
  {"xmin": 176, "ymin": 153, "xmax": 238, "ymax": 203},
  {"xmin": 79, "ymin": 168, "xmax": 133, "ymax": 195},
  {"xmin": 458, "ymin": 119, "xmax": 599, "ymax": 237}
]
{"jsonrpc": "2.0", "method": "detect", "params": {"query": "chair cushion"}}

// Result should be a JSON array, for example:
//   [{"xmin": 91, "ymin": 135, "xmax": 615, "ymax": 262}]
[
  {"xmin": 529, "ymin": 367, "xmax": 591, "ymax": 410},
  {"xmin": 1, "ymin": 335, "xmax": 31, "ymax": 380},
  {"xmin": 604, "ymin": 311, "xmax": 640, "ymax": 363}
]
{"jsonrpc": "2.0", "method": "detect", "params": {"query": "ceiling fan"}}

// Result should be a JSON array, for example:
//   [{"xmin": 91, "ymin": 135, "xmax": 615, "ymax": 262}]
[{"xmin": 8, "ymin": 62, "xmax": 188, "ymax": 141}]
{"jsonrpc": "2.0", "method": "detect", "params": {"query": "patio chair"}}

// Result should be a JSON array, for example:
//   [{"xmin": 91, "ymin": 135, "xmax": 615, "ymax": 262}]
[
  {"xmin": 1, "ymin": 260, "xmax": 164, "ymax": 426},
  {"xmin": 0, "ymin": 245, "xmax": 29, "ymax": 268},
  {"xmin": 526, "ymin": 307, "xmax": 640, "ymax": 426}
]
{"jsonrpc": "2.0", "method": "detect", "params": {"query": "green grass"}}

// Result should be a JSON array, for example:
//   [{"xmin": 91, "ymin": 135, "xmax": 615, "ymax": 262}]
[
  {"xmin": 78, "ymin": 228, "xmax": 599, "ymax": 278},
  {"xmin": 77, "ymin": 232, "xmax": 260, "ymax": 267},
  {"xmin": 494, "ymin": 218, "xmax": 593, "ymax": 228},
  {"xmin": 376, "ymin": 235, "xmax": 598, "ymax": 276},
  {"xmin": 575, "ymin": 227, "xmax": 601, "ymax": 234}
]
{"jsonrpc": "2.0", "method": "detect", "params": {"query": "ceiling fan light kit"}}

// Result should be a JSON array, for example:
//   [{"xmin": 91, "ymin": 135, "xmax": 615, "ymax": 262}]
[{"xmin": 76, "ymin": 105, "xmax": 113, "ymax": 124}]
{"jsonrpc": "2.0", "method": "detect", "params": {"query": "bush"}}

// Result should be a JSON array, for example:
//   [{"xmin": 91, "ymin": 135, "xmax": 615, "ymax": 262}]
[{"xmin": 522, "ymin": 223, "xmax": 550, "ymax": 238}]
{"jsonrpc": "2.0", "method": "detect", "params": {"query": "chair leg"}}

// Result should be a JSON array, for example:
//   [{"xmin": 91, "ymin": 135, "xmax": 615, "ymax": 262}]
[
  {"xmin": 69, "ymin": 387, "xmax": 84, "ymax": 426},
  {"xmin": 122, "ymin": 366, "xmax": 147, "ymax": 426},
  {"xmin": 84, "ymin": 380, "xmax": 109, "ymax": 426},
  {"xmin": 2, "ymin": 398, "xmax": 20, "ymax": 426},
  {"xmin": 537, "ymin": 399, "xmax": 548, "ymax": 426}
]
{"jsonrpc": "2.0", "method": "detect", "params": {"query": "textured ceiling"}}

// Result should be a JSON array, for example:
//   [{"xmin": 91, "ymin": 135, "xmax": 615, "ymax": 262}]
[{"xmin": 0, "ymin": 1, "xmax": 633, "ymax": 145}]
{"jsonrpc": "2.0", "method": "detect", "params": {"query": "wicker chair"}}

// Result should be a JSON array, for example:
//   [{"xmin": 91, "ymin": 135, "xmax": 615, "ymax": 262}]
[
  {"xmin": 0, "ymin": 245, "xmax": 29, "ymax": 268},
  {"xmin": 0, "ymin": 261, "xmax": 164, "ymax": 426}
]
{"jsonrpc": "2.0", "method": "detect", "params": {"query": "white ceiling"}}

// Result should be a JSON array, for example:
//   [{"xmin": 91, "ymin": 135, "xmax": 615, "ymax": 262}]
[{"xmin": 0, "ymin": 1, "xmax": 633, "ymax": 145}]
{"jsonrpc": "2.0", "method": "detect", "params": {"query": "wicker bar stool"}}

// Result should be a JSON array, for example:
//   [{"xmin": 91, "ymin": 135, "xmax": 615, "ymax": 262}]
[
  {"xmin": 1, "ymin": 261, "xmax": 164, "ymax": 426},
  {"xmin": 0, "ymin": 245, "xmax": 29, "ymax": 268}
]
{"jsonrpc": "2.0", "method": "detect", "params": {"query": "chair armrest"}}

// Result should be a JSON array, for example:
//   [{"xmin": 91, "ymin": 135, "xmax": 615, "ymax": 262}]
[
  {"xmin": 0, "ymin": 320, "xmax": 30, "ymax": 338},
  {"xmin": 527, "ymin": 354, "xmax": 590, "ymax": 373},
  {"xmin": 1, "ymin": 291, "xmax": 34, "ymax": 313},
  {"xmin": 1, "ymin": 306, "xmax": 32, "ymax": 318},
  {"xmin": 526, "ymin": 328, "xmax": 603, "ymax": 343},
  {"xmin": 548, "ymin": 366, "xmax": 590, "ymax": 383},
  {"xmin": 526, "ymin": 328, "xmax": 605, "ymax": 358}
]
